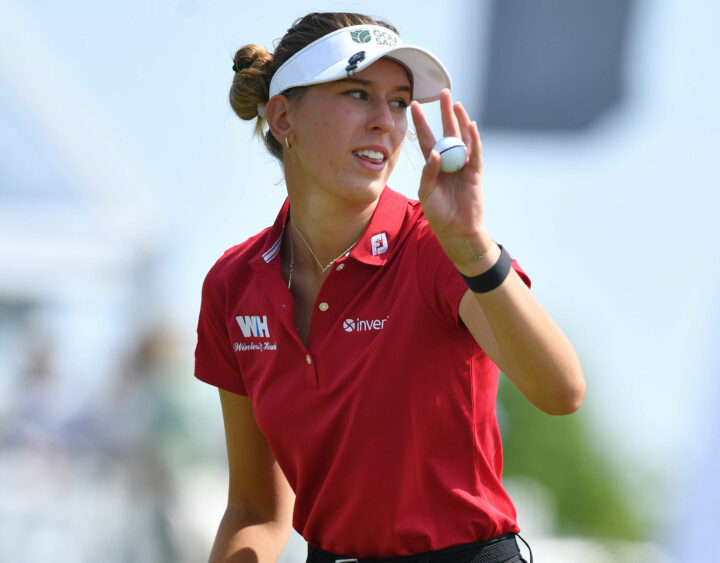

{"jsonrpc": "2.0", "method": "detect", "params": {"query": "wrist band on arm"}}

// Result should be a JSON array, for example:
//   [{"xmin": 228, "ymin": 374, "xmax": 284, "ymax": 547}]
[{"xmin": 460, "ymin": 244, "xmax": 512, "ymax": 293}]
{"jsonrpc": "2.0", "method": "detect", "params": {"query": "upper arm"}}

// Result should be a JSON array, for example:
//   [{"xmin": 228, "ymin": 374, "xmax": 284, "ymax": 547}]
[
  {"xmin": 458, "ymin": 288, "xmax": 510, "ymax": 373},
  {"xmin": 219, "ymin": 389, "xmax": 295, "ymax": 524}
]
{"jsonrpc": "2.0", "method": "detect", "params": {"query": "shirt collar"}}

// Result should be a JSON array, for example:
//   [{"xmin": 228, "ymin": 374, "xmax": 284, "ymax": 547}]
[
  {"xmin": 349, "ymin": 187, "xmax": 410, "ymax": 266},
  {"xmin": 256, "ymin": 187, "xmax": 410, "ymax": 266},
  {"xmin": 258, "ymin": 198, "xmax": 290, "ymax": 264}
]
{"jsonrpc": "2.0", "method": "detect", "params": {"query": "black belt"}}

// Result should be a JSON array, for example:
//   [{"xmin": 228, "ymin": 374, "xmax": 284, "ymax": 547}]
[{"xmin": 306, "ymin": 533, "xmax": 525, "ymax": 563}]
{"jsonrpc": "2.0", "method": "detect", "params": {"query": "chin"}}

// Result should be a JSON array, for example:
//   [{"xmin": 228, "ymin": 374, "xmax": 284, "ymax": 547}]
[
  {"xmin": 332, "ymin": 174, "xmax": 386, "ymax": 203},
  {"xmin": 351, "ymin": 179, "xmax": 387, "ymax": 203}
]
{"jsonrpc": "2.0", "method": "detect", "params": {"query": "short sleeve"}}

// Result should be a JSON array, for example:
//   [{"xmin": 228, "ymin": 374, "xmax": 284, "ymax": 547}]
[
  {"xmin": 194, "ymin": 266, "xmax": 247, "ymax": 395},
  {"xmin": 506, "ymin": 248, "xmax": 531, "ymax": 289},
  {"xmin": 414, "ymin": 223, "xmax": 470, "ymax": 327},
  {"xmin": 415, "ymin": 223, "xmax": 532, "ymax": 326}
]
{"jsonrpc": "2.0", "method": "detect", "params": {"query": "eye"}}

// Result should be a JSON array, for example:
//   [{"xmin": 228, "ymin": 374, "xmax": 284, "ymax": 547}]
[
  {"xmin": 346, "ymin": 89, "xmax": 368, "ymax": 100},
  {"xmin": 390, "ymin": 98, "xmax": 409, "ymax": 111}
]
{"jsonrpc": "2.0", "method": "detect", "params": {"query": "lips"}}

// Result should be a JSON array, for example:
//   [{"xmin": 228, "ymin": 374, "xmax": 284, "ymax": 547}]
[
  {"xmin": 352, "ymin": 145, "xmax": 389, "ymax": 171},
  {"xmin": 352, "ymin": 148, "xmax": 385, "ymax": 163}
]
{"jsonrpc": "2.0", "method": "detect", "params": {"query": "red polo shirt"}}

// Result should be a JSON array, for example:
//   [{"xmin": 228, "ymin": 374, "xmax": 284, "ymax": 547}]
[{"xmin": 195, "ymin": 187, "xmax": 530, "ymax": 558}]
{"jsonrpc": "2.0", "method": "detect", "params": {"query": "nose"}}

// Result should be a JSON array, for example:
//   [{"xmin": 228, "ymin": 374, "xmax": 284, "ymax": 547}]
[{"xmin": 366, "ymin": 99, "xmax": 395, "ymax": 133}]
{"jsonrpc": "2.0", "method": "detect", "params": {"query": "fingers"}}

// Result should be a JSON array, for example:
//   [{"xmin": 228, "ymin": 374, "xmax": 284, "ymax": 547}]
[
  {"xmin": 418, "ymin": 149, "xmax": 442, "ymax": 203},
  {"xmin": 441, "ymin": 91, "xmax": 480, "ymax": 171},
  {"xmin": 410, "ymin": 101, "xmax": 435, "ymax": 159},
  {"xmin": 453, "ymin": 101, "xmax": 472, "ymax": 149},
  {"xmin": 453, "ymin": 102, "xmax": 482, "ymax": 172},
  {"xmin": 468, "ymin": 120, "xmax": 483, "ymax": 172},
  {"xmin": 412, "ymin": 89, "xmax": 482, "ymax": 172},
  {"xmin": 440, "ymin": 89, "xmax": 461, "ymax": 139},
  {"xmin": 412, "ymin": 89, "xmax": 462, "ymax": 158}
]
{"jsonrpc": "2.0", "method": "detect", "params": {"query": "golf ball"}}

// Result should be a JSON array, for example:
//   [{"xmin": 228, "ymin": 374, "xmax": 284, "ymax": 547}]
[{"xmin": 433, "ymin": 136, "xmax": 468, "ymax": 173}]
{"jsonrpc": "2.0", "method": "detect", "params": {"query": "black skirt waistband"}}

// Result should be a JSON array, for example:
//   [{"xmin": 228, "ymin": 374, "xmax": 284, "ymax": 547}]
[{"xmin": 306, "ymin": 533, "xmax": 522, "ymax": 563}]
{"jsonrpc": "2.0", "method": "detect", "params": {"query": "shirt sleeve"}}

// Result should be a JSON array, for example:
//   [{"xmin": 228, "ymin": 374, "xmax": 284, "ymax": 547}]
[
  {"xmin": 194, "ymin": 264, "xmax": 248, "ymax": 395},
  {"xmin": 414, "ymin": 222, "xmax": 531, "ymax": 327}
]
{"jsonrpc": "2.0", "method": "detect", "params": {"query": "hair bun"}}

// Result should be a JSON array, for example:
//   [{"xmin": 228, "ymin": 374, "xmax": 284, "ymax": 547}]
[
  {"xmin": 229, "ymin": 44, "xmax": 274, "ymax": 123},
  {"xmin": 232, "ymin": 44, "xmax": 273, "ymax": 75}
]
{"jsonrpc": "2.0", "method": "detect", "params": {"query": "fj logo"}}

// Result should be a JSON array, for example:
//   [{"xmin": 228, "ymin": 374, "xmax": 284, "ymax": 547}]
[
  {"xmin": 236, "ymin": 315, "xmax": 269, "ymax": 338},
  {"xmin": 371, "ymin": 232, "xmax": 388, "ymax": 256}
]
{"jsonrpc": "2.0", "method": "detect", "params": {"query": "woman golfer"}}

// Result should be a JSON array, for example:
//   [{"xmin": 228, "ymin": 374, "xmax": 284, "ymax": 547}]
[{"xmin": 195, "ymin": 11, "xmax": 585, "ymax": 563}]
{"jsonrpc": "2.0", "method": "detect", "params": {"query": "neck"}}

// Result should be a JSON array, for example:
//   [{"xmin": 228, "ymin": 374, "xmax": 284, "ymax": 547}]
[{"xmin": 286, "ymin": 189, "xmax": 380, "ymax": 272}]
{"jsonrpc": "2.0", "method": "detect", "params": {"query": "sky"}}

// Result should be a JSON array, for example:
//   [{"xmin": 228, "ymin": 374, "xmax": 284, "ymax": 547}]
[{"xmin": 1, "ymin": 0, "xmax": 719, "ymax": 540}]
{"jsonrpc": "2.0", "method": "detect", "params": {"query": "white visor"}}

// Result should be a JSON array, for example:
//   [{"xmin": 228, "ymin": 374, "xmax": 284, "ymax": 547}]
[{"xmin": 267, "ymin": 24, "xmax": 451, "ymax": 103}]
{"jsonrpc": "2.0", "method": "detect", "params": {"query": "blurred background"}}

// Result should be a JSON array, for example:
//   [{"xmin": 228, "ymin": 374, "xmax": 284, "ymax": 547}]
[{"xmin": 0, "ymin": 0, "xmax": 717, "ymax": 561}]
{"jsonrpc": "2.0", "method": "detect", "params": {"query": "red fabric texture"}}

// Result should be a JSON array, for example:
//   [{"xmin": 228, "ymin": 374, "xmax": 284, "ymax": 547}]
[{"xmin": 195, "ymin": 187, "xmax": 530, "ymax": 557}]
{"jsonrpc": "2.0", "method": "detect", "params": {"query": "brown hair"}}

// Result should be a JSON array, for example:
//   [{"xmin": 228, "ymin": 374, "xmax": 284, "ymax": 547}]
[{"xmin": 229, "ymin": 12, "xmax": 400, "ymax": 162}]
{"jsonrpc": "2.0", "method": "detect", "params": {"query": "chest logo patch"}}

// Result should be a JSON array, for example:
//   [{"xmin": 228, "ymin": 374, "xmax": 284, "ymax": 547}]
[
  {"xmin": 236, "ymin": 315, "xmax": 270, "ymax": 338},
  {"xmin": 343, "ymin": 315, "xmax": 389, "ymax": 332},
  {"xmin": 233, "ymin": 314, "xmax": 277, "ymax": 352},
  {"xmin": 371, "ymin": 232, "xmax": 388, "ymax": 256}
]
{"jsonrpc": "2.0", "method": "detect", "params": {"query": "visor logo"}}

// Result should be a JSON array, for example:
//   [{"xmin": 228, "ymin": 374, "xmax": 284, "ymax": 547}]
[
  {"xmin": 372, "ymin": 29, "xmax": 399, "ymax": 47},
  {"xmin": 350, "ymin": 29, "xmax": 372, "ymax": 44}
]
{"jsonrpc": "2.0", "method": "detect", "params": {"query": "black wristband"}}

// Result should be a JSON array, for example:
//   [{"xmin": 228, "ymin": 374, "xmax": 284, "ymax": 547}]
[{"xmin": 460, "ymin": 244, "xmax": 512, "ymax": 293}]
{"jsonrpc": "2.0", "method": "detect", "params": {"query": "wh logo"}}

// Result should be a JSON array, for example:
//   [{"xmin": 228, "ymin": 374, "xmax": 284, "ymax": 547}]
[
  {"xmin": 371, "ymin": 232, "xmax": 388, "ymax": 256},
  {"xmin": 236, "ymin": 315, "xmax": 269, "ymax": 338}
]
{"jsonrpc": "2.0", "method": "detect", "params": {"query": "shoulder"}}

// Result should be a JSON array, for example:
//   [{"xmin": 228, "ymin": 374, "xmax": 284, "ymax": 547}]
[
  {"xmin": 202, "ymin": 226, "xmax": 275, "ymax": 293},
  {"xmin": 375, "ymin": 188, "xmax": 444, "ymax": 263},
  {"xmin": 385, "ymin": 187, "xmax": 424, "ymax": 219},
  {"xmin": 380, "ymin": 186, "xmax": 427, "ymax": 241},
  {"xmin": 406, "ymin": 208, "xmax": 444, "ymax": 255}
]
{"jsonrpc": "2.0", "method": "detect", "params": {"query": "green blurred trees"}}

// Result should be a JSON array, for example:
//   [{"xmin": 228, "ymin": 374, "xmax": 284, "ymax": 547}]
[{"xmin": 498, "ymin": 377, "xmax": 645, "ymax": 540}]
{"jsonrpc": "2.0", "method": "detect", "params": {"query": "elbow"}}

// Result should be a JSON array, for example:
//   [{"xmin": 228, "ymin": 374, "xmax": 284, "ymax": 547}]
[
  {"xmin": 543, "ymin": 369, "xmax": 586, "ymax": 416},
  {"xmin": 506, "ymin": 357, "xmax": 587, "ymax": 416},
  {"xmin": 545, "ymin": 388, "xmax": 585, "ymax": 415}
]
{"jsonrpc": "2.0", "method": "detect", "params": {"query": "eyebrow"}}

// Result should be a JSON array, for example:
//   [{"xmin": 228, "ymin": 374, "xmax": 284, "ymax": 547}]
[{"xmin": 336, "ymin": 77, "xmax": 412, "ymax": 94}]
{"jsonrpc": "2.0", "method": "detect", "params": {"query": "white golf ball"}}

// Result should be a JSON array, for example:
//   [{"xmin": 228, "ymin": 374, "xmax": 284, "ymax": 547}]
[{"xmin": 433, "ymin": 136, "xmax": 468, "ymax": 173}]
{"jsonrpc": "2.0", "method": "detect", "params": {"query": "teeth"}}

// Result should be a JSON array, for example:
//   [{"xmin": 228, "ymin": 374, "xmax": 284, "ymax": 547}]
[{"xmin": 354, "ymin": 149, "xmax": 384, "ymax": 162}]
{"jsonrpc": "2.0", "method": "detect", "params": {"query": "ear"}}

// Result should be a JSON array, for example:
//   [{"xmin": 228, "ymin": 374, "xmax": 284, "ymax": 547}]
[{"xmin": 265, "ymin": 95, "xmax": 293, "ymax": 146}]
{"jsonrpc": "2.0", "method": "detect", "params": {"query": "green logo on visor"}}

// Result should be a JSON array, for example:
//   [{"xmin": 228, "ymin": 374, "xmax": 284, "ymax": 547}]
[{"xmin": 350, "ymin": 29, "xmax": 372, "ymax": 44}]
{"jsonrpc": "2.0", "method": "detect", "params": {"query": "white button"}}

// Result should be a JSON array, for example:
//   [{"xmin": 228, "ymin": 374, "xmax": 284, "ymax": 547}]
[
  {"xmin": 318, "ymin": 302, "xmax": 329, "ymax": 312},
  {"xmin": 336, "ymin": 263, "xmax": 345, "ymax": 271},
  {"xmin": 306, "ymin": 354, "xmax": 312, "ymax": 365}
]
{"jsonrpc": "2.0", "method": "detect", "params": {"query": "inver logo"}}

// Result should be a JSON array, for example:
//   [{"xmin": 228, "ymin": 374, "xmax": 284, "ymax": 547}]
[
  {"xmin": 371, "ymin": 232, "xmax": 388, "ymax": 256},
  {"xmin": 350, "ymin": 29, "xmax": 371, "ymax": 44},
  {"xmin": 343, "ymin": 315, "xmax": 389, "ymax": 333},
  {"xmin": 236, "ymin": 315, "xmax": 270, "ymax": 338}
]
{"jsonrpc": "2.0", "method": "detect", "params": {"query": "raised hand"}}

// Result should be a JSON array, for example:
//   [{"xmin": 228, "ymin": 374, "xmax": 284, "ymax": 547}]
[{"xmin": 410, "ymin": 89, "xmax": 493, "ymax": 271}]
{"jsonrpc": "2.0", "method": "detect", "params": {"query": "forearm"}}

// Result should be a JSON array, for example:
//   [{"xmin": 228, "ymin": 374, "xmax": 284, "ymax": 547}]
[
  {"xmin": 209, "ymin": 506, "xmax": 292, "ymax": 563},
  {"xmin": 410, "ymin": 91, "xmax": 584, "ymax": 414},
  {"xmin": 456, "ymin": 231, "xmax": 585, "ymax": 415}
]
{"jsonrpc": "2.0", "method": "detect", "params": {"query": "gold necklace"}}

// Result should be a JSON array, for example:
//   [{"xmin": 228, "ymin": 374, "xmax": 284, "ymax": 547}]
[
  {"xmin": 287, "ymin": 226, "xmax": 294, "ymax": 290},
  {"xmin": 290, "ymin": 215, "xmax": 363, "ymax": 273}
]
